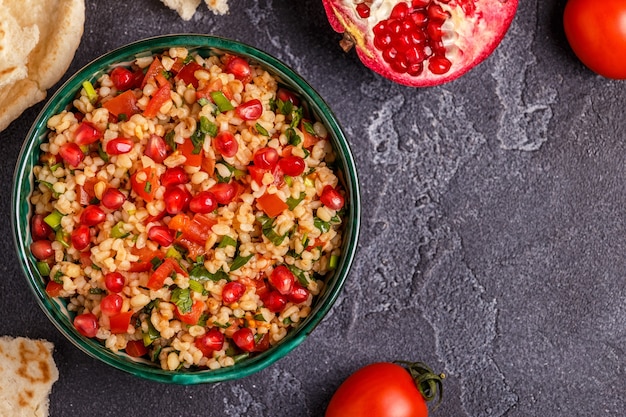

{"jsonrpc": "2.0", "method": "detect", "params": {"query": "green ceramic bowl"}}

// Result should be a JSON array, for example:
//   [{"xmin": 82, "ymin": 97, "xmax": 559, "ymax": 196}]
[{"xmin": 12, "ymin": 34, "xmax": 360, "ymax": 384}]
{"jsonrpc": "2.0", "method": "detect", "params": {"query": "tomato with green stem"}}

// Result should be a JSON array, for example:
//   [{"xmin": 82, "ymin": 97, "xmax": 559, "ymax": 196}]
[
  {"xmin": 563, "ymin": 0, "xmax": 626, "ymax": 79},
  {"xmin": 325, "ymin": 361, "xmax": 444, "ymax": 417}
]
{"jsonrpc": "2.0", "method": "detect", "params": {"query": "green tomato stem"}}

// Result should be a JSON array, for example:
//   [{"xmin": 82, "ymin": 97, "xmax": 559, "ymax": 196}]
[{"xmin": 395, "ymin": 361, "xmax": 445, "ymax": 411}]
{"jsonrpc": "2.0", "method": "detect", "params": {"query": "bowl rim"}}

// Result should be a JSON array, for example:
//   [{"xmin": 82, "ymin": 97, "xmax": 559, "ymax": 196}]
[{"xmin": 12, "ymin": 34, "xmax": 361, "ymax": 384}]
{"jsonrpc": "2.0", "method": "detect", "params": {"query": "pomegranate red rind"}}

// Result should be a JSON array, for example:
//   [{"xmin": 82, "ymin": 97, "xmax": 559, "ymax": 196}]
[{"xmin": 323, "ymin": 0, "xmax": 519, "ymax": 87}]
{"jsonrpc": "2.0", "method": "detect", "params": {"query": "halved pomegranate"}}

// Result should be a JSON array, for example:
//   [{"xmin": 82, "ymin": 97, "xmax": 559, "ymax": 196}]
[{"xmin": 322, "ymin": 0, "xmax": 518, "ymax": 86}]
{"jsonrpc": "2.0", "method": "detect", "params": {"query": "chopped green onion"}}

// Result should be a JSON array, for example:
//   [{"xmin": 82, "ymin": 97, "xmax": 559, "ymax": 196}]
[
  {"xmin": 329, "ymin": 254, "xmax": 339, "ymax": 269},
  {"xmin": 52, "ymin": 270, "xmax": 63, "ymax": 284},
  {"xmin": 283, "ymin": 317, "xmax": 292, "ymax": 325},
  {"xmin": 82, "ymin": 80, "xmax": 98, "ymax": 103},
  {"xmin": 44, "ymin": 210, "xmax": 64, "ymax": 230},
  {"xmin": 188, "ymin": 279, "xmax": 205, "ymax": 294},
  {"xmin": 199, "ymin": 116, "xmax": 218, "ymax": 137},
  {"xmin": 197, "ymin": 97, "xmax": 210, "ymax": 107},
  {"xmin": 150, "ymin": 257, "xmax": 163, "ymax": 270},
  {"xmin": 36, "ymin": 261, "xmax": 50, "ymax": 277},
  {"xmin": 286, "ymin": 127, "xmax": 301, "ymax": 146},
  {"xmin": 287, "ymin": 264, "xmax": 309, "ymax": 286},
  {"xmin": 302, "ymin": 120, "xmax": 316, "ymax": 135},
  {"xmin": 118, "ymin": 113, "xmax": 128, "ymax": 122},
  {"xmin": 97, "ymin": 143, "xmax": 109, "ymax": 162},
  {"xmin": 190, "ymin": 264, "xmax": 228, "ymax": 282},
  {"xmin": 314, "ymin": 217, "xmax": 330, "ymax": 233},
  {"xmin": 210, "ymin": 91, "xmax": 235, "ymax": 112},
  {"xmin": 165, "ymin": 130, "xmax": 177, "ymax": 151},
  {"xmin": 37, "ymin": 180, "xmax": 60, "ymax": 198},
  {"xmin": 49, "ymin": 162, "xmax": 63, "ymax": 172},
  {"xmin": 143, "ymin": 320, "xmax": 160, "ymax": 346},
  {"xmin": 304, "ymin": 177, "xmax": 315, "ymax": 188},
  {"xmin": 144, "ymin": 181, "xmax": 152, "ymax": 193},
  {"xmin": 290, "ymin": 106, "xmax": 303, "ymax": 128},
  {"xmin": 253, "ymin": 313, "xmax": 265, "ymax": 322},
  {"xmin": 284, "ymin": 175, "xmax": 293, "ymax": 187},
  {"xmin": 110, "ymin": 222, "xmax": 129, "ymax": 239},
  {"xmin": 55, "ymin": 230, "xmax": 70, "ymax": 248},
  {"xmin": 89, "ymin": 288, "xmax": 106, "ymax": 294},
  {"xmin": 165, "ymin": 246, "xmax": 182, "ymax": 260}
]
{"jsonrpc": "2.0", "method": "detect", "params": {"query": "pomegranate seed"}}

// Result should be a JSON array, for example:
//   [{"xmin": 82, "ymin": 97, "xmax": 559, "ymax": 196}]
[
  {"xmin": 390, "ymin": 55, "xmax": 409, "ymax": 73},
  {"xmin": 388, "ymin": 20, "xmax": 402, "ymax": 36},
  {"xmin": 225, "ymin": 56, "xmax": 252, "ymax": 83},
  {"xmin": 163, "ymin": 185, "xmax": 191, "ymax": 215},
  {"xmin": 31, "ymin": 214, "xmax": 53, "ymax": 241},
  {"xmin": 101, "ymin": 187, "xmax": 126, "ymax": 210},
  {"xmin": 214, "ymin": 131, "xmax": 238, "ymax": 157},
  {"xmin": 145, "ymin": 134, "xmax": 168, "ymax": 163},
  {"xmin": 276, "ymin": 88, "xmax": 299, "ymax": 106},
  {"xmin": 161, "ymin": 166, "xmax": 189, "ymax": 187},
  {"xmin": 263, "ymin": 290, "xmax": 287, "ymax": 312},
  {"xmin": 253, "ymin": 147, "xmax": 279, "ymax": 170},
  {"xmin": 390, "ymin": 2, "xmax": 409, "ymax": 19},
  {"xmin": 427, "ymin": 21, "xmax": 444, "ymax": 41},
  {"xmin": 279, "ymin": 155, "xmax": 306, "ymax": 176},
  {"xmin": 320, "ymin": 185, "xmax": 345, "ymax": 210},
  {"xmin": 429, "ymin": 55, "xmax": 452, "ymax": 74},
  {"xmin": 148, "ymin": 225, "xmax": 174, "ymax": 247},
  {"xmin": 373, "ymin": 21, "xmax": 387, "ymax": 36},
  {"xmin": 189, "ymin": 191, "xmax": 218, "ymax": 214},
  {"xmin": 30, "ymin": 240, "xmax": 54, "ymax": 260},
  {"xmin": 395, "ymin": 34, "xmax": 413, "ymax": 53},
  {"xmin": 110, "ymin": 67, "xmax": 135, "ymax": 90},
  {"xmin": 269, "ymin": 265, "xmax": 295, "ymax": 295},
  {"xmin": 106, "ymin": 138, "xmax": 134, "ymax": 155},
  {"xmin": 236, "ymin": 99, "xmax": 263, "ymax": 121},
  {"xmin": 209, "ymin": 182, "xmax": 237, "ymax": 205},
  {"xmin": 406, "ymin": 47, "xmax": 426, "ymax": 64},
  {"xmin": 222, "ymin": 281, "xmax": 246, "ymax": 304},
  {"xmin": 287, "ymin": 282, "xmax": 310, "ymax": 304},
  {"xmin": 71, "ymin": 225, "xmax": 91, "ymax": 251},
  {"xmin": 427, "ymin": 4, "xmax": 449, "ymax": 21},
  {"xmin": 100, "ymin": 294, "xmax": 123, "ymax": 316},
  {"xmin": 195, "ymin": 328, "xmax": 225, "ymax": 357},
  {"xmin": 232, "ymin": 327, "xmax": 255, "ymax": 352},
  {"xmin": 410, "ymin": 11, "xmax": 428, "ymax": 27},
  {"xmin": 408, "ymin": 62, "xmax": 424, "ymax": 76},
  {"xmin": 59, "ymin": 142, "xmax": 85, "ymax": 167},
  {"xmin": 374, "ymin": 34, "xmax": 393, "ymax": 50},
  {"xmin": 356, "ymin": 3, "xmax": 370, "ymax": 18},
  {"xmin": 80, "ymin": 205, "xmax": 106, "ymax": 226},
  {"xmin": 383, "ymin": 47, "xmax": 399, "ymax": 64},
  {"xmin": 74, "ymin": 313, "xmax": 98, "ymax": 338},
  {"xmin": 74, "ymin": 122, "xmax": 103, "ymax": 145},
  {"xmin": 104, "ymin": 271, "xmax": 125, "ymax": 293}
]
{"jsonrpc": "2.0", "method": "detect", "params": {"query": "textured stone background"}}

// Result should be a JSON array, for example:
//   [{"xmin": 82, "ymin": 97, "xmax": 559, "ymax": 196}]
[{"xmin": 1, "ymin": 1, "xmax": 625, "ymax": 416}]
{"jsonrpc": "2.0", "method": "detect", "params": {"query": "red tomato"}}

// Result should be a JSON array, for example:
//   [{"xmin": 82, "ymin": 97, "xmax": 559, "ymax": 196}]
[
  {"xmin": 147, "ymin": 257, "xmax": 182, "ymax": 290},
  {"xmin": 109, "ymin": 311, "xmax": 133, "ymax": 334},
  {"xmin": 102, "ymin": 90, "xmax": 139, "ymax": 117},
  {"xmin": 74, "ymin": 121, "xmax": 103, "ymax": 145},
  {"xmin": 325, "ymin": 362, "xmax": 444, "ymax": 417},
  {"xmin": 125, "ymin": 340, "xmax": 148, "ymax": 358},
  {"xmin": 141, "ymin": 57, "xmax": 164, "ymax": 88},
  {"xmin": 178, "ymin": 138, "xmax": 202, "ymax": 167},
  {"xmin": 74, "ymin": 313, "xmax": 99, "ymax": 338},
  {"xmin": 45, "ymin": 281, "xmax": 63, "ymax": 297},
  {"xmin": 130, "ymin": 167, "xmax": 159, "ymax": 202},
  {"xmin": 195, "ymin": 328, "xmax": 225, "ymax": 357},
  {"xmin": 143, "ymin": 82, "xmax": 171, "ymax": 118},
  {"xmin": 257, "ymin": 193, "xmax": 288, "ymax": 218},
  {"xmin": 175, "ymin": 61, "xmax": 202, "ymax": 88},
  {"xmin": 563, "ymin": 0, "xmax": 626, "ymax": 79},
  {"xmin": 175, "ymin": 300, "xmax": 205, "ymax": 325}
]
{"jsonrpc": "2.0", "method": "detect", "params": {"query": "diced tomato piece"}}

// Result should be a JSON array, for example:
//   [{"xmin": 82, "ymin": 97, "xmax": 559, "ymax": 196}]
[
  {"xmin": 175, "ymin": 61, "xmax": 202, "ymax": 88},
  {"xmin": 143, "ymin": 82, "xmax": 171, "ymax": 118},
  {"xmin": 183, "ymin": 213, "xmax": 216, "ymax": 246},
  {"xmin": 175, "ymin": 300, "xmax": 205, "ymax": 325},
  {"xmin": 168, "ymin": 212, "xmax": 192, "ymax": 233},
  {"xmin": 301, "ymin": 120, "xmax": 319, "ymax": 148},
  {"xmin": 109, "ymin": 311, "xmax": 133, "ymax": 334},
  {"xmin": 141, "ymin": 57, "xmax": 164, "ymax": 88},
  {"xmin": 170, "ymin": 57, "xmax": 185, "ymax": 74},
  {"xmin": 178, "ymin": 138, "xmax": 202, "ymax": 167},
  {"xmin": 76, "ymin": 177, "xmax": 98, "ymax": 206},
  {"xmin": 146, "ymin": 257, "xmax": 186, "ymax": 290},
  {"xmin": 257, "ymin": 193, "xmax": 288, "ymax": 218},
  {"xmin": 196, "ymin": 78, "xmax": 223, "ymax": 101},
  {"xmin": 45, "ymin": 280, "xmax": 63, "ymax": 297},
  {"xmin": 176, "ymin": 236, "xmax": 206, "ymax": 260},
  {"xmin": 125, "ymin": 340, "xmax": 148, "ymax": 357},
  {"xmin": 128, "ymin": 246, "xmax": 163, "ymax": 272},
  {"xmin": 201, "ymin": 154, "xmax": 215, "ymax": 176},
  {"xmin": 248, "ymin": 165, "xmax": 267, "ymax": 186},
  {"xmin": 130, "ymin": 167, "xmax": 159, "ymax": 202},
  {"xmin": 102, "ymin": 90, "xmax": 139, "ymax": 118}
]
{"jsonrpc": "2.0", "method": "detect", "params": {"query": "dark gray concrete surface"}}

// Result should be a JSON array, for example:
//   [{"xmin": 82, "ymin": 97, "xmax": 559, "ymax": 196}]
[{"xmin": 1, "ymin": 1, "xmax": 624, "ymax": 416}]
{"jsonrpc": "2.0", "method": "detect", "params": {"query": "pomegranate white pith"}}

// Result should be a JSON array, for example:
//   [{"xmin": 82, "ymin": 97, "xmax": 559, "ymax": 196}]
[{"xmin": 322, "ymin": 0, "xmax": 519, "ymax": 87}]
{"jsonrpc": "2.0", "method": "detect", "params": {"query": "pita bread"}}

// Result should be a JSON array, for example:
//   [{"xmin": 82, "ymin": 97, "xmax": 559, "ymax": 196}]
[
  {"xmin": 0, "ymin": 336, "xmax": 59, "ymax": 417},
  {"xmin": 161, "ymin": 0, "xmax": 229, "ymax": 20},
  {"xmin": 0, "ymin": 0, "xmax": 85, "ymax": 132}
]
